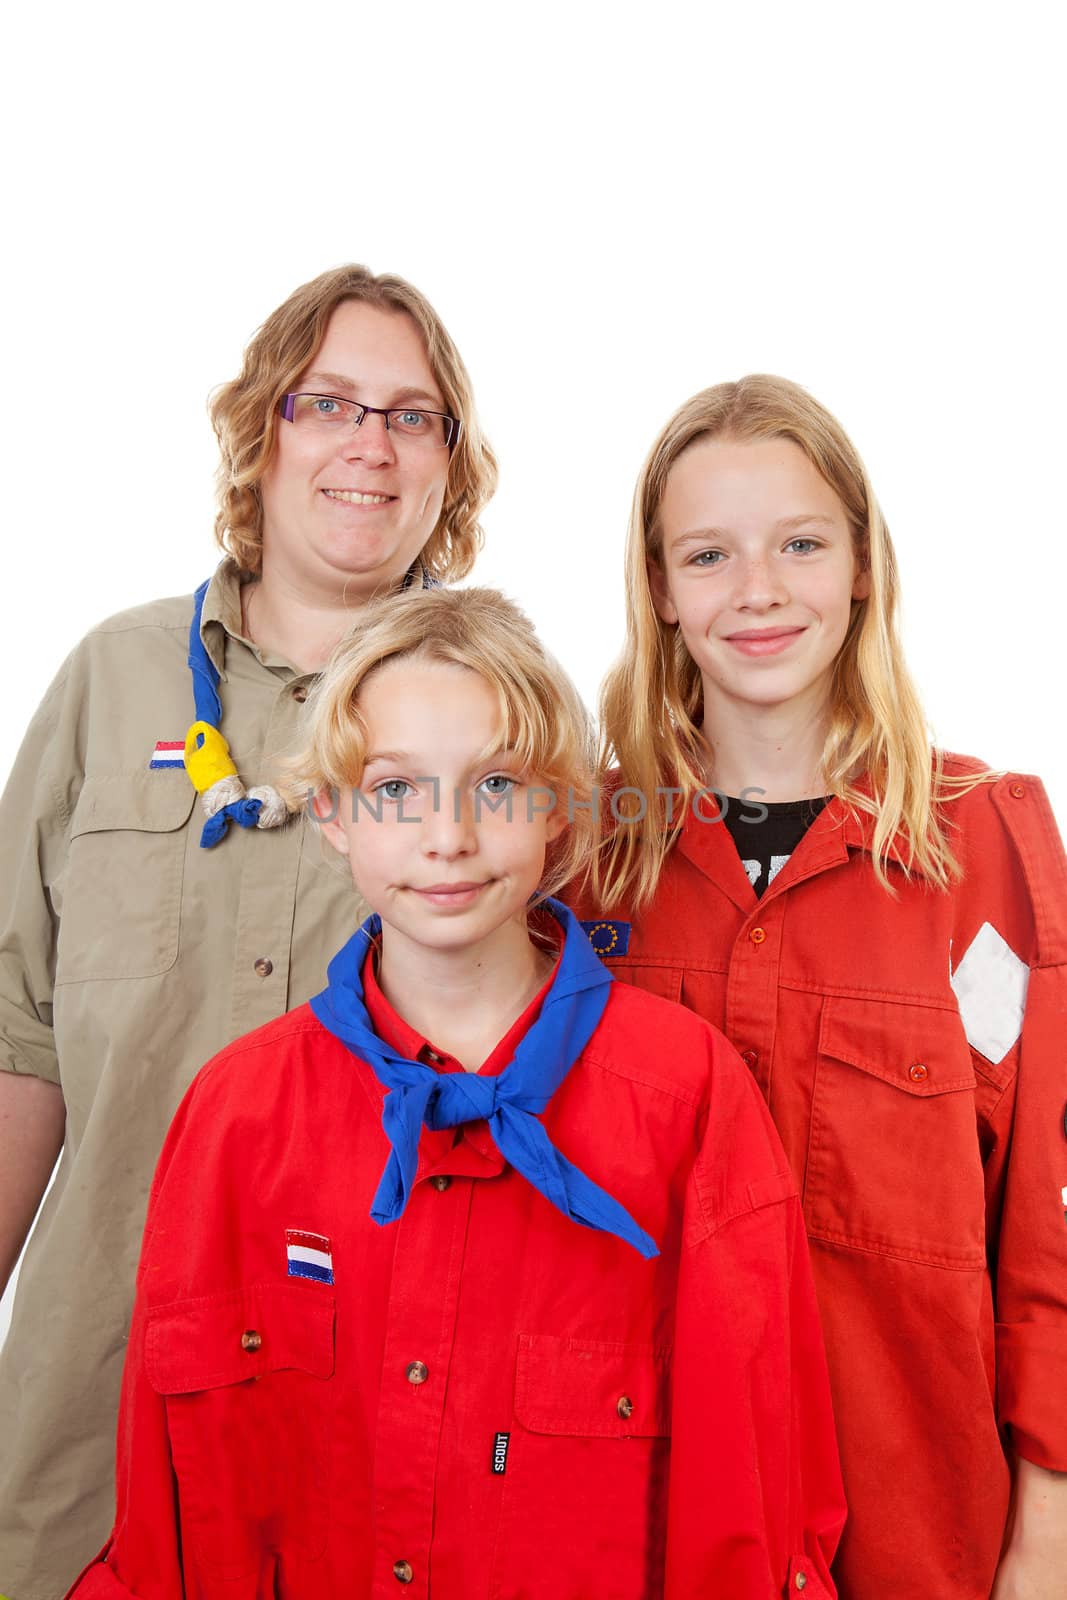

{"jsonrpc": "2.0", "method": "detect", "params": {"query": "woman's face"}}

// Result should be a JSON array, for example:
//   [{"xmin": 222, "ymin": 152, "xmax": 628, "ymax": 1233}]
[
  {"xmin": 650, "ymin": 436, "xmax": 869, "ymax": 730},
  {"xmin": 259, "ymin": 300, "xmax": 451, "ymax": 598}
]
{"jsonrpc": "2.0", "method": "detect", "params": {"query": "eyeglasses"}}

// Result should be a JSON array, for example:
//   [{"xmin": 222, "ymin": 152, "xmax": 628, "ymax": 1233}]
[{"xmin": 279, "ymin": 392, "xmax": 461, "ymax": 451}]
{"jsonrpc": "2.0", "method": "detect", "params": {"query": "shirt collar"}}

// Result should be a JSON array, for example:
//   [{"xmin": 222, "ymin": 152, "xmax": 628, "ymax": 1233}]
[
  {"xmin": 197, "ymin": 558, "xmax": 245, "ymax": 681},
  {"xmin": 198, "ymin": 555, "xmax": 435, "ymax": 682},
  {"xmin": 361, "ymin": 911, "xmax": 565, "ymax": 1080}
]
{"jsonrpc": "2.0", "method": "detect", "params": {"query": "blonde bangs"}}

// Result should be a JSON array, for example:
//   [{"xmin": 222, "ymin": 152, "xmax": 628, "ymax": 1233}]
[{"xmin": 283, "ymin": 587, "xmax": 597, "ymax": 903}]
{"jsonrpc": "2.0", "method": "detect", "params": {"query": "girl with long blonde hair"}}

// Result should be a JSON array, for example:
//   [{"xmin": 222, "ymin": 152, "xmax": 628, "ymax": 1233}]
[{"xmin": 575, "ymin": 376, "xmax": 1067, "ymax": 1600}]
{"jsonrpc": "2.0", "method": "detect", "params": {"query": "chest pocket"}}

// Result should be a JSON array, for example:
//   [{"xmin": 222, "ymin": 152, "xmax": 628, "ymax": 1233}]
[
  {"xmin": 490, "ymin": 1334, "xmax": 671, "ymax": 1600},
  {"xmin": 145, "ymin": 1282, "xmax": 335, "ymax": 1580},
  {"xmin": 606, "ymin": 961, "xmax": 683, "ymax": 1006},
  {"xmin": 805, "ymin": 997, "xmax": 985, "ymax": 1267},
  {"xmin": 54, "ymin": 775, "xmax": 197, "ymax": 984}
]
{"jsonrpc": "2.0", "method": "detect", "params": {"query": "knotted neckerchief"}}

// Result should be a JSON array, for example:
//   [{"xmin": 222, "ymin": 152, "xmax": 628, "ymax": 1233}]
[
  {"xmin": 185, "ymin": 564, "xmax": 437, "ymax": 848},
  {"xmin": 310, "ymin": 897, "xmax": 659, "ymax": 1259},
  {"xmin": 184, "ymin": 578, "xmax": 288, "ymax": 847}
]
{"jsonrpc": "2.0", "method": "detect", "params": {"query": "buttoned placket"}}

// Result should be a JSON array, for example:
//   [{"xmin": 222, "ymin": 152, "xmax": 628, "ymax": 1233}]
[
  {"xmin": 367, "ymin": 1102, "xmax": 506, "ymax": 1598},
  {"xmin": 226, "ymin": 672, "xmax": 316, "ymax": 1038},
  {"xmin": 683, "ymin": 806, "xmax": 856, "ymax": 1108}
]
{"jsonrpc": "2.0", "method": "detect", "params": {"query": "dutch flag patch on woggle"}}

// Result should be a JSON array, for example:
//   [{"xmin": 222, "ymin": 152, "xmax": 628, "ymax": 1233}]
[
  {"xmin": 286, "ymin": 1229, "xmax": 334, "ymax": 1284},
  {"xmin": 149, "ymin": 740, "xmax": 186, "ymax": 770}
]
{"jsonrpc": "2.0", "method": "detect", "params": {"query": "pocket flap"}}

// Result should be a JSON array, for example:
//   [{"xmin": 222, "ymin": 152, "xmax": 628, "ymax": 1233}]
[
  {"xmin": 70, "ymin": 774, "xmax": 197, "ymax": 838},
  {"xmin": 819, "ymin": 996, "xmax": 975, "ymax": 1096},
  {"xmin": 145, "ymin": 1283, "xmax": 335, "ymax": 1394},
  {"xmin": 514, "ymin": 1333, "xmax": 670, "ymax": 1438}
]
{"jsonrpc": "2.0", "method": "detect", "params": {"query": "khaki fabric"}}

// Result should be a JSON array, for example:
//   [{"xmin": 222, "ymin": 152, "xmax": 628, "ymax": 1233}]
[{"xmin": 0, "ymin": 562, "xmax": 366, "ymax": 1599}]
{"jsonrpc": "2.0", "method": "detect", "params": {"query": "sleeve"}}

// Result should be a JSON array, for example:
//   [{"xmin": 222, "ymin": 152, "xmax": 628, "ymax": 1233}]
[
  {"xmin": 666, "ymin": 1036, "xmax": 845, "ymax": 1599},
  {"xmin": 62, "ymin": 1080, "xmax": 210, "ymax": 1599},
  {"xmin": 980, "ymin": 776, "xmax": 1067, "ymax": 1470},
  {"xmin": 0, "ymin": 651, "xmax": 81, "ymax": 1085}
]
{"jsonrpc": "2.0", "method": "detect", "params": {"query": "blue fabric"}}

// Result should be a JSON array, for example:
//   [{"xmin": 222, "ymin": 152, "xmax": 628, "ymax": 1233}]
[
  {"xmin": 187, "ymin": 578, "xmax": 223, "ymax": 727},
  {"xmin": 310, "ymin": 898, "xmax": 659, "ymax": 1259},
  {"xmin": 199, "ymin": 796, "xmax": 263, "ymax": 849}
]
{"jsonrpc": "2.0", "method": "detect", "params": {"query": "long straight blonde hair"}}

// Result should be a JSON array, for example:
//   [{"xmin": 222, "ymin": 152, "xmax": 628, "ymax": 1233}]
[{"xmin": 594, "ymin": 375, "xmax": 986, "ymax": 911}]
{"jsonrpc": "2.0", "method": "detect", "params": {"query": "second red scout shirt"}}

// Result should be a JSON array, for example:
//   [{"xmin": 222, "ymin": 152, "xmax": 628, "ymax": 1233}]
[
  {"xmin": 571, "ymin": 762, "xmax": 1067, "ymax": 1600},
  {"xmin": 67, "ymin": 915, "xmax": 844, "ymax": 1599}
]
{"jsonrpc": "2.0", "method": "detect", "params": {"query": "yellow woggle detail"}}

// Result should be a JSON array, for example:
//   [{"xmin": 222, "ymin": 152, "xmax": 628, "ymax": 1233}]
[{"xmin": 184, "ymin": 721, "xmax": 238, "ymax": 794}]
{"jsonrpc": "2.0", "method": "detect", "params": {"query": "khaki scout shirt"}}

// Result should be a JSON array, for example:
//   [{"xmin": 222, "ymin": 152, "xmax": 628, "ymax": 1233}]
[{"xmin": 0, "ymin": 561, "xmax": 366, "ymax": 1600}]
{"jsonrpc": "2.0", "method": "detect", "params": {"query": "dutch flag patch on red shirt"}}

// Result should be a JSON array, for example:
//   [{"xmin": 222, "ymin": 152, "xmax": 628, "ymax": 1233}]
[{"xmin": 286, "ymin": 1229, "xmax": 333, "ymax": 1284}]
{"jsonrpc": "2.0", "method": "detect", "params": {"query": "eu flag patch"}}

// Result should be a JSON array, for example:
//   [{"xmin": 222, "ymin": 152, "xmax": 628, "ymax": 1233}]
[{"xmin": 579, "ymin": 919, "xmax": 630, "ymax": 957}]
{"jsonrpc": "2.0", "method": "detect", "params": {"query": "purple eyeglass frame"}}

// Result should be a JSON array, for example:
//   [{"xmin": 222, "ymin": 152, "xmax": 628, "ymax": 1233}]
[{"xmin": 279, "ymin": 392, "xmax": 461, "ymax": 451}]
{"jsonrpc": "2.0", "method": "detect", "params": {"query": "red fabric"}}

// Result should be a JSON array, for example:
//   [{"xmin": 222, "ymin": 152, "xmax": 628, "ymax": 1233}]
[
  {"xmin": 571, "ymin": 762, "xmax": 1067, "ymax": 1600},
  {"xmin": 67, "ymin": 927, "xmax": 843, "ymax": 1599}
]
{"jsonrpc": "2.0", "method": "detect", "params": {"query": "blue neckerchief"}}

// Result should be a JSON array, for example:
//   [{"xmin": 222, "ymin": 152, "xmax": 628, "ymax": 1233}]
[
  {"xmin": 187, "ymin": 578, "xmax": 264, "ymax": 848},
  {"xmin": 310, "ymin": 897, "xmax": 659, "ymax": 1259},
  {"xmin": 187, "ymin": 563, "xmax": 436, "ymax": 849}
]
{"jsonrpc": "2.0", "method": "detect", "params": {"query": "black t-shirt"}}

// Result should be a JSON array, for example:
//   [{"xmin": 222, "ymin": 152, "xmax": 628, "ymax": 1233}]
[{"xmin": 718, "ymin": 794, "xmax": 829, "ymax": 897}]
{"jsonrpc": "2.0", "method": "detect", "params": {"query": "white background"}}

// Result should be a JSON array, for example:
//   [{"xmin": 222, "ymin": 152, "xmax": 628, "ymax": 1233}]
[{"xmin": 1, "ymin": 3, "xmax": 1063, "ymax": 1345}]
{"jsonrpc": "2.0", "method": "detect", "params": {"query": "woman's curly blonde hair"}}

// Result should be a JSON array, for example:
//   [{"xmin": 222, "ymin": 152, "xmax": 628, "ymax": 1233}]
[{"xmin": 209, "ymin": 264, "xmax": 497, "ymax": 581}]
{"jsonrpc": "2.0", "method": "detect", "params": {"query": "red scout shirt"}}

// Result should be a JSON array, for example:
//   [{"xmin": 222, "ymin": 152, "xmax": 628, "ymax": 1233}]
[
  {"xmin": 571, "ymin": 760, "xmax": 1067, "ymax": 1600},
  {"xmin": 67, "ymin": 921, "xmax": 844, "ymax": 1600}
]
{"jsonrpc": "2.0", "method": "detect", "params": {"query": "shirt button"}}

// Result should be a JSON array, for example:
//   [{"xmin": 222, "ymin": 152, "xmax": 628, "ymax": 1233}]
[
  {"xmin": 616, "ymin": 1395, "xmax": 634, "ymax": 1420},
  {"xmin": 431, "ymin": 1175, "xmax": 452, "ymax": 1192},
  {"xmin": 241, "ymin": 1330, "xmax": 262, "ymax": 1352},
  {"xmin": 254, "ymin": 957, "xmax": 274, "ymax": 977},
  {"xmin": 795, "ymin": 1576, "xmax": 808, "ymax": 1591},
  {"xmin": 292, "ymin": 684, "xmax": 309, "ymax": 703},
  {"xmin": 740, "ymin": 1049, "xmax": 758, "ymax": 1069},
  {"xmin": 908, "ymin": 1062, "xmax": 929, "ymax": 1082},
  {"xmin": 1009, "ymin": 782, "xmax": 1025, "ymax": 799},
  {"xmin": 425, "ymin": 1049, "xmax": 445, "ymax": 1065},
  {"xmin": 393, "ymin": 1560, "xmax": 414, "ymax": 1584},
  {"xmin": 406, "ymin": 1360, "xmax": 429, "ymax": 1385},
  {"xmin": 749, "ymin": 927, "xmax": 767, "ymax": 945}
]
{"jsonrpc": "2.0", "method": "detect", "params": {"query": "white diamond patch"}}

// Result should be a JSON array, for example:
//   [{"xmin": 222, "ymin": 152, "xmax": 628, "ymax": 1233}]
[{"xmin": 950, "ymin": 921, "xmax": 1030, "ymax": 1065}]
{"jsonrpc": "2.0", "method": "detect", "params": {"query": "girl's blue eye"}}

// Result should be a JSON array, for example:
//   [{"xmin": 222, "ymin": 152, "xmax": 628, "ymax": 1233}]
[
  {"xmin": 376, "ymin": 779, "xmax": 413, "ymax": 802},
  {"xmin": 785, "ymin": 538, "xmax": 820, "ymax": 554},
  {"xmin": 691, "ymin": 549, "xmax": 725, "ymax": 566},
  {"xmin": 480, "ymin": 774, "xmax": 516, "ymax": 796}
]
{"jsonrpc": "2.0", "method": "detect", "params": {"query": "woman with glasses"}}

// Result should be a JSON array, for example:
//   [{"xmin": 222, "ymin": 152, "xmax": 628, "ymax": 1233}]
[{"xmin": 0, "ymin": 264, "xmax": 497, "ymax": 1600}]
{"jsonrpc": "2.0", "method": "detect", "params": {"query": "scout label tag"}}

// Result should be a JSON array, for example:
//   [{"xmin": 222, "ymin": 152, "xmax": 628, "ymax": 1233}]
[{"xmin": 491, "ymin": 1432, "xmax": 510, "ymax": 1474}]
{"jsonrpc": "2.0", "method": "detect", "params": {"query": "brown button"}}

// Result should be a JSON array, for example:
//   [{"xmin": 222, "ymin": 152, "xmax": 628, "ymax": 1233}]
[
  {"xmin": 240, "ymin": 1330, "xmax": 262, "ymax": 1352},
  {"xmin": 616, "ymin": 1395, "xmax": 634, "ymax": 1420},
  {"xmin": 749, "ymin": 927, "xmax": 767, "ymax": 945},
  {"xmin": 908, "ymin": 1062, "xmax": 929, "ymax": 1082},
  {"xmin": 406, "ymin": 1360, "xmax": 429, "ymax": 1385},
  {"xmin": 431, "ymin": 1175, "xmax": 452, "ymax": 1192},
  {"xmin": 1009, "ymin": 782, "xmax": 1025, "ymax": 799},
  {"xmin": 795, "ymin": 1576, "xmax": 808, "ymax": 1592},
  {"xmin": 254, "ymin": 957, "xmax": 273, "ymax": 978},
  {"xmin": 740, "ymin": 1049, "xmax": 758, "ymax": 1070},
  {"xmin": 292, "ymin": 684, "xmax": 309, "ymax": 703},
  {"xmin": 393, "ymin": 1560, "xmax": 414, "ymax": 1584}
]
